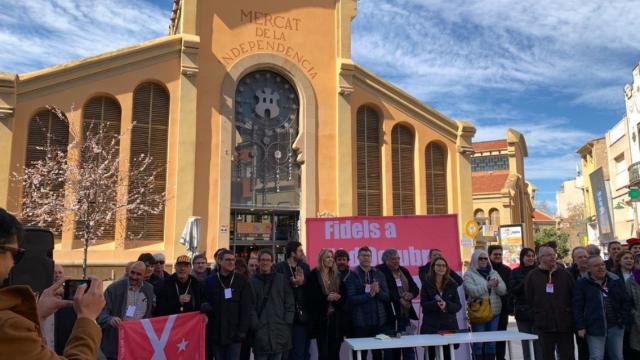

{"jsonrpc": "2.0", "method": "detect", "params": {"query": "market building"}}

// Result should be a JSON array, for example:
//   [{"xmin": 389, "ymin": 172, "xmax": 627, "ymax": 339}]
[
  {"xmin": 471, "ymin": 129, "xmax": 535, "ymax": 249},
  {"xmin": 0, "ymin": 0, "xmax": 476, "ymax": 270}
]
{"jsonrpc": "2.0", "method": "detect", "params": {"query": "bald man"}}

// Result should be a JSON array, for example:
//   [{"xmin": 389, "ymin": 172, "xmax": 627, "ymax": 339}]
[{"xmin": 97, "ymin": 261, "xmax": 155, "ymax": 360}]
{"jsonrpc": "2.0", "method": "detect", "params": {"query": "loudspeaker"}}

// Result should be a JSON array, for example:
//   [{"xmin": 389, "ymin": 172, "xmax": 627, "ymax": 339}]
[{"xmin": 9, "ymin": 226, "xmax": 54, "ymax": 294}]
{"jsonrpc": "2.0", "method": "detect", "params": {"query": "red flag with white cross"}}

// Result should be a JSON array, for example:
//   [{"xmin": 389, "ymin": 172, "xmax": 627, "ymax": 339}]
[{"xmin": 118, "ymin": 311, "xmax": 206, "ymax": 359}]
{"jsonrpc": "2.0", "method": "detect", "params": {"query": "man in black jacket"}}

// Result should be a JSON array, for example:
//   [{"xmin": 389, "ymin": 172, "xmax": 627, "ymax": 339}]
[
  {"xmin": 488, "ymin": 245, "xmax": 512, "ymax": 360},
  {"xmin": 574, "ymin": 255, "xmax": 631, "ymax": 360},
  {"xmin": 604, "ymin": 241, "xmax": 621, "ymax": 271},
  {"xmin": 377, "ymin": 249, "xmax": 419, "ymax": 360},
  {"xmin": 419, "ymin": 248, "xmax": 463, "ymax": 287},
  {"xmin": 567, "ymin": 246, "xmax": 589, "ymax": 360},
  {"xmin": 525, "ymin": 246, "xmax": 575, "ymax": 360},
  {"xmin": 204, "ymin": 250, "xmax": 253, "ymax": 360},
  {"xmin": 274, "ymin": 241, "xmax": 311, "ymax": 360},
  {"xmin": 153, "ymin": 255, "xmax": 206, "ymax": 316}
]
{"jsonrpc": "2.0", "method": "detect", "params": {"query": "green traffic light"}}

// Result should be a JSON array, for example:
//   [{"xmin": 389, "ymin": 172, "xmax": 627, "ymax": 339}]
[{"xmin": 630, "ymin": 187, "xmax": 640, "ymax": 199}]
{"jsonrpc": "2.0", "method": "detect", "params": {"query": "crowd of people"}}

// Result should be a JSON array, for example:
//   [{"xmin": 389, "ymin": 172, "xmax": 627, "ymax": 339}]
[{"xmin": 2, "ymin": 206, "xmax": 640, "ymax": 360}]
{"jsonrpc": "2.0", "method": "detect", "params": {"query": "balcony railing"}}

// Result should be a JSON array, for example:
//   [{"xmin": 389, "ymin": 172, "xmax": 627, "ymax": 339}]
[{"xmin": 628, "ymin": 161, "xmax": 640, "ymax": 185}]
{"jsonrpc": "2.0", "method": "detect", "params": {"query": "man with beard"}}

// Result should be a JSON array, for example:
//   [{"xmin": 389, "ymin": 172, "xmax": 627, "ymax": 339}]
[
  {"xmin": 98, "ymin": 261, "xmax": 155, "ymax": 360},
  {"xmin": 154, "ymin": 255, "xmax": 205, "ymax": 316},
  {"xmin": 274, "ymin": 241, "xmax": 311, "ymax": 360},
  {"xmin": 335, "ymin": 249, "xmax": 353, "ymax": 339}
]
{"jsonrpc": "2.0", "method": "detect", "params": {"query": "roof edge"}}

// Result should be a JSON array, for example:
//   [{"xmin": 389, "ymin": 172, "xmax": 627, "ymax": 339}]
[{"xmin": 352, "ymin": 63, "xmax": 459, "ymax": 140}]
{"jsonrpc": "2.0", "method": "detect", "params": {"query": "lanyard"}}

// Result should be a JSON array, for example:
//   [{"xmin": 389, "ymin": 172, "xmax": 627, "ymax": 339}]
[
  {"xmin": 218, "ymin": 271, "xmax": 235, "ymax": 289},
  {"xmin": 175, "ymin": 279, "xmax": 191, "ymax": 297}
]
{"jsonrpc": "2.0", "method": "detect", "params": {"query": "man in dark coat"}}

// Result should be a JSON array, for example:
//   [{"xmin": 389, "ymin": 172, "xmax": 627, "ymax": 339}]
[
  {"xmin": 203, "ymin": 249, "xmax": 253, "ymax": 360},
  {"xmin": 418, "ymin": 248, "xmax": 463, "ymax": 287},
  {"xmin": 525, "ymin": 246, "xmax": 575, "ymax": 360},
  {"xmin": 377, "ymin": 249, "xmax": 419, "ymax": 360},
  {"xmin": 335, "ymin": 249, "xmax": 353, "ymax": 339},
  {"xmin": 250, "ymin": 249, "xmax": 295, "ymax": 359},
  {"xmin": 274, "ymin": 241, "xmax": 311, "ymax": 360},
  {"xmin": 153, "ymin": 255, "xmax": 206, "ymax": 316},
  {"xmin": 604, "ymin": 241, "xmax": 622, "ymax": 271},
  {"xmin": 148, "ymin": 253, "xmax": 170, "ymax": 287},
  {"xmin": 345, "ymin": 246, "xmax": 390, "ymax": 360},
  {"xmin": 488, "ymin": 245, "xmax": 512, "ymax": 360},
  {"xmin": 574, "ymin": 255, "xmax": 632, "ymax": 360},
  {"xmin": 567, "ymin": 246, "xmax": 589, "ymax": 360},
  {"xmin": 98, "ymin": 261, "xmax": 155, "ymax": 360}
]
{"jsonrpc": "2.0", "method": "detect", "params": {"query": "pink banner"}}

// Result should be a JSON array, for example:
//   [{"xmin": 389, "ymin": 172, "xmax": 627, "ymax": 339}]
[{"xmin": 306, "ymin": 215, "xmax": 462, "ymax": 274}]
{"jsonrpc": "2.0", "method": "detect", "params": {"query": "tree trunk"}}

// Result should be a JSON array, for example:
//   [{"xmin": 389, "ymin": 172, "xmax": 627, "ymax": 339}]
[{"xmin": 82, "ymin": 223, "xmax": 89, "ymax": 279}]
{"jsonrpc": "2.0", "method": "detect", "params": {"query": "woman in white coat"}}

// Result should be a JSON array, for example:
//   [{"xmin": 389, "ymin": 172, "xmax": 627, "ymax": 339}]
[{"xmin": 464, "ymin": 249, "xmax": 507, "ymax": 360}]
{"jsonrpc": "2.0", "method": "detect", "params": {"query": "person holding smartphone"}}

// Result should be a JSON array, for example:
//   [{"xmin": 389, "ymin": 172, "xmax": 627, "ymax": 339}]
[
  {"xmin": 420, "ymin": 257, "xmax": 461, "ymax": 360},
  {"xmin": 0, "ymin": 207, "xmax": 106, "ymax": 359}
]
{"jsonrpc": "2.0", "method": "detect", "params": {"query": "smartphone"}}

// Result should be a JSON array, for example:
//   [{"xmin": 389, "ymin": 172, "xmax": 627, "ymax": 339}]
[{"xmin": 63, "ymin": 279, "xmax": 91, "ymax": 300}]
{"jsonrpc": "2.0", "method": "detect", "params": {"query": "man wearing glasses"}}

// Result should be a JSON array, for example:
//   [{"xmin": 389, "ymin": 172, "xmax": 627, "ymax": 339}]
[
  {"xmin": 192, "ymin": 253, "xmax": 211, "ymax": 284},
  {"xmin": 154, "ymin": 255, "xmax": 205, "ymax": 316},
  {"xmin": 0, "ymin": 207, "xmax": 106, "ymax": 359},
  {"xmin": 203, "ymin": 249, "xmax": 253, "ymax": 360},
  {"xmin": 149, "ymin": 253, "xmax": 170, "ymax": 287},
  {"xmin": 525, "ymin": 246, "xmax": 576, "ymax": 360}
]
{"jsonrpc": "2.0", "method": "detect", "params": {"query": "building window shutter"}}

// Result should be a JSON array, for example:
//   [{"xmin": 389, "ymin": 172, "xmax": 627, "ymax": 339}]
[
  {"xmin": 425, "ymin": 143, "xmax": 448, "ymax": 214},
  {"xmin": 489, "ymin": 208, "xmax": 500, "ymax": 226},
  {"xmin": 76, "ymin": 96, "xmax": 122, "ymax": 241},
  {"xmin": 23, "ymin": 109, "xmax": 70, "ymax": 238},
  {"xmin": 127, "ymin": 83, "xmax": 169, "ymax": 241},
  {"xmin": 356, "ymin": 106, "xmax": 382, "ymax": 215},
  {"xmin": 392, "ymin": 124, "xmax": 415, "ymax": 215}
]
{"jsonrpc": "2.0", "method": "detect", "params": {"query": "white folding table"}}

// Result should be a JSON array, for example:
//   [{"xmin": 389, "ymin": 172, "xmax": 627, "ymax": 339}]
[{"xmin": 344, "ymin": 330, "xmax": 538, "ymax": 360}]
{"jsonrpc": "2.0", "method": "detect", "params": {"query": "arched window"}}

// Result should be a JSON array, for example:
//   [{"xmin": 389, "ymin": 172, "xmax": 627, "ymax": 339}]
[
  {"xmin": 231, "ymin": 70, "xmax": 301, "ymax": 210},
  {"xmin": 474, "ymin": 209, "xmax": 485, "ymax": 221},
  {"xmin": 23, "ymin": 109, "xmax": 70, "ymax": 238},
  {"xmin": 425, "ymin": 142, "xmax": 447, "ymax": 214},
  {"xmin": 127, "ymin": 83, "xmax": 169, "ymax": 241},
  {"xmin": 76, "ymin": 96, "xmax": 122, "ymax": 241},
  {"xmin": 489, "ymin": 208, "xmax": 500, "ymax": 226},
  {"xmin": 392, "ymin": 124, "xmax": 415, "ymax": 215},
  {"xmin": 356, "ymin": 106, "xmax": 381, "ymax": 215}
]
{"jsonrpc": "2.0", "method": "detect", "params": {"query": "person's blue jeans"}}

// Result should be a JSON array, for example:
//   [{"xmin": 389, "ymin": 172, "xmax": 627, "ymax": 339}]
[
  {"xmin": 470, "ymin": 315, "xmax": 499, "ymax": 355},
  {"xmin": 586, "ymin": 325, "xmax": 624, "ymax": 360},
  {"xmin": 288, "ymin": 323, "xmax": 310, "ymax": 360},
  {"xmin": 254, "ymin": 353, "xmax": 283, "ymax": 360},
  {"xmin": 212, "ymin": 343, "xmax": 241, "ymax": 360}
]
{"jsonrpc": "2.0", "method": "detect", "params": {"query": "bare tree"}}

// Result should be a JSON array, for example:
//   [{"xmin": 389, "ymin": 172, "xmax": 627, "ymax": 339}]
[{"xmin": 14, "ymin": 106, "xmax": 167, "ymax": 278}]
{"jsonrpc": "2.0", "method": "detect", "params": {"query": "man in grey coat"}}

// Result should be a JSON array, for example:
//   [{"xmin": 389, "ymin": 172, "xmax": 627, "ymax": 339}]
[
  {"xmin": 250, "ymin": 249, "xmax": 294, "ymax": 360},
  {"xmin": 98, "ymin": 261, "xmax": 155, "ymax": 360}
]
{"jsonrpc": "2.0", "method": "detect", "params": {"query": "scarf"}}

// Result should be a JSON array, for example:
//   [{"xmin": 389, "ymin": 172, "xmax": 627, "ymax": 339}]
[{"xmin": 477, "ymin": 265, "xmax": 491, "ymax": 279}]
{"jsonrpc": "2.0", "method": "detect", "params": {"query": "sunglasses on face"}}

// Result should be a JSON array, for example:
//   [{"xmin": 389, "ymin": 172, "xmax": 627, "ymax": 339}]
[
  {"xmin": 0, "ymin": 245, "xmax": 26, "ymax": 263},
  {"xmin": 478, "ymin": 257, "xmax": 489, "ymax": 261}
]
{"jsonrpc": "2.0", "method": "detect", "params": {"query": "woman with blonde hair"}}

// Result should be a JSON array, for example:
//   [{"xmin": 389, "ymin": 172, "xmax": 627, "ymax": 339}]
[
  {"xmin": 307, "ymin": 248, "xmax": 344, "ymax": 360},
  {"xmin": 464, "ymin": 249, "xmax": 507, "ymax": 360}
]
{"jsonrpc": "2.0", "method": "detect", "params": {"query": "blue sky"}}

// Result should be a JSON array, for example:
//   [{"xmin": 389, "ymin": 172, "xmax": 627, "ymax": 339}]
[{"xmin": 2, "ymin": 0, "xmax": 640, "ymax": 213}]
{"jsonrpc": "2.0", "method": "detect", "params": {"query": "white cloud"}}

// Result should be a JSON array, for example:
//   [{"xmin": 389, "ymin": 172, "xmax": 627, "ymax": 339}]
[
  {"xmin": 352, "ymin": 0, "xmax": 640, "ymax": 109},
  {"xmin": 526, "ymin": 153, "xmax": 581, "ymax": 180},
  {"xmin": 474, "ymin": 118, "xmax": 598, "ymax": 155},
  {"xmin": 0, "ymin": 0, "xmax": 169, "ymax": 74}
]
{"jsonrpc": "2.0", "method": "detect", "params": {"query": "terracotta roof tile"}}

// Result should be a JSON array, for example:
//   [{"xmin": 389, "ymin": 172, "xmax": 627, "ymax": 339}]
[
  {"xmin": 533, "ymin": 209, "xmax": 555, "ymax": 221},
  {"xmin": 472, "ymin": 170, "xmax": 510, "ymax": 193},
  {"xmin": 473, "ymin": 140, "xmax": 508, "ymax": 152}
]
